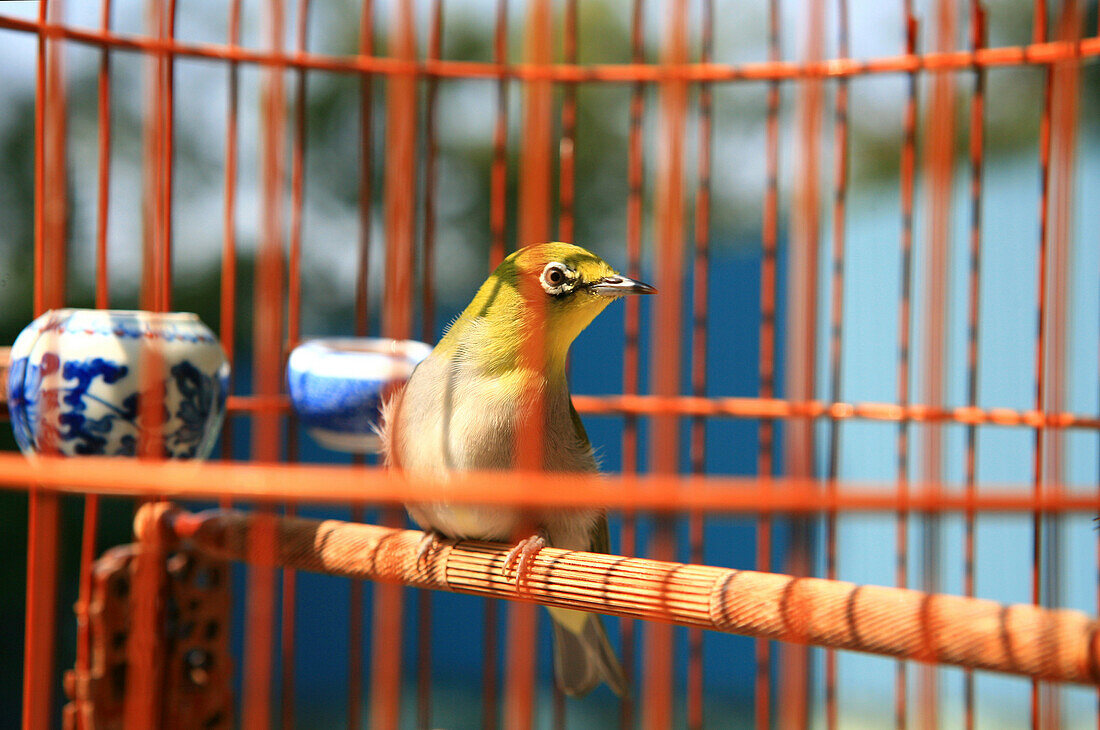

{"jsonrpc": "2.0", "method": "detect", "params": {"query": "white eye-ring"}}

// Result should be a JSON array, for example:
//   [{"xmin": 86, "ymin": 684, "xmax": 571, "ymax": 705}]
[{"xmin": 540, "ymin": 262, "xmax": 578, "ymax": 295}]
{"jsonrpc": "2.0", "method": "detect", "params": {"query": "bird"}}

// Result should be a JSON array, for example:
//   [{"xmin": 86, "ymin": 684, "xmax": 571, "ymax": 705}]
[{"xmin": 379, "ymin": 242, "xmax": 655, "ymax": 697}]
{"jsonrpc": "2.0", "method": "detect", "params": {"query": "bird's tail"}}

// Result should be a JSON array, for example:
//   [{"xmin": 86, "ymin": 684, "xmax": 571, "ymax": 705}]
[{"xmin": 548, "ymin": 606, "xmax": 628, "ymax": 697}]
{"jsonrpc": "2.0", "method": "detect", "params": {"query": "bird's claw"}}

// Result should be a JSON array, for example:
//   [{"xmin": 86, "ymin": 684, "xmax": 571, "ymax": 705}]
[
  {"xmin": 416, "ymin": 530, "xmax": 445, "ymax": 567},
  {"xmin": 501, "ymin": 532, "xmax": 548, "ymax": 588}
]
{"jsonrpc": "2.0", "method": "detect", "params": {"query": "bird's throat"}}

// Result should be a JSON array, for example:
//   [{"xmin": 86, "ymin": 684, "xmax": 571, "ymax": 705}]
[{"xmin": 440, "ymin": 306, "xmax": 587, "ymax": 379}]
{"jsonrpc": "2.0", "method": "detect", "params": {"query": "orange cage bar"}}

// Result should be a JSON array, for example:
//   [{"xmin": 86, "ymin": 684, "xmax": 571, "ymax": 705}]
[{"xmin": 0, "ymin": 0, "xmax": 1098, "ymax": 729}]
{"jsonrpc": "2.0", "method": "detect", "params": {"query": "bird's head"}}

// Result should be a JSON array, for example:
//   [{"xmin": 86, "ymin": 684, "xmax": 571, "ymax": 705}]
[{"xmin": 442, "ymin": 242, "xmax": 656, "ymax": 374}]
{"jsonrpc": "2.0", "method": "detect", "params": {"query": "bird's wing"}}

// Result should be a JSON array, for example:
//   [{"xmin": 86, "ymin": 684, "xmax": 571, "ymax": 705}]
[
  {"xmin": 568, "ymin": 399, "xmax": 611, "ymax": 555},
  {"xmin": 589, "ymin": 512, "xmax": 611, "ymax": 554},
  {"xmin": 567, "ymin": 398, "xmax": 591, "ymax": 449}
]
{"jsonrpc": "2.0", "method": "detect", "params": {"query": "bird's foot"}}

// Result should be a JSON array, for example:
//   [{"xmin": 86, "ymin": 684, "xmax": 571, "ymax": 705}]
[
  {"xmin": 415, "ymin": 529, "xmax": 446, "ymax": 567},
  {"xmin": 501, "ymin": 531, "xmax": 548, "ymax": 588}
]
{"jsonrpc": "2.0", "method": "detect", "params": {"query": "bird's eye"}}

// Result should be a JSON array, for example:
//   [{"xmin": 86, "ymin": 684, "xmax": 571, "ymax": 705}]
[{"xmin": 540, "ymin": 262, "xmax": 575, "ymax": 295}]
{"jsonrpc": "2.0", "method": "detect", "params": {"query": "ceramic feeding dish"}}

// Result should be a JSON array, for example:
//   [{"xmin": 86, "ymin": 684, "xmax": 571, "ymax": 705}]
[
  {"xmin": 287, "ymin": 337, "xmax": 432, "ymax": 453},
  {"xmin": 7, "ymin": 309, "xmax": 230, "ymax": 459}
]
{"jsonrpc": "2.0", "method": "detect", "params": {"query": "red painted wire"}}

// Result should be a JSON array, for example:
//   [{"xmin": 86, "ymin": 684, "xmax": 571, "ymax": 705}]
[{"xmin": 963, "ymin": 5, "xmax": 988, "ymax": 728}]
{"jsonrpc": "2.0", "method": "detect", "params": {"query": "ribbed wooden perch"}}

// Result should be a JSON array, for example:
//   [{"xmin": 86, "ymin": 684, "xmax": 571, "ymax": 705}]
[{"xmin": 147, "ymin": 504, "xmax": 1100, "ymax": 686}]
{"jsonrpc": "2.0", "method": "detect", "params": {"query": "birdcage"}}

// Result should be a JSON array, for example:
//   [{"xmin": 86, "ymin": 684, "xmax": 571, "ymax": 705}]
[{"xmin": 1, "ymin": 0, "xmax": 1098, "ymax": 728}]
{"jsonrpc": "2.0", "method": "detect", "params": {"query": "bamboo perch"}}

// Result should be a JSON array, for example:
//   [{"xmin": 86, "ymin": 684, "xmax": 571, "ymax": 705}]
[{"xmin": 142, "ymin": 503, "xmax": 1100, "ymax": 686}]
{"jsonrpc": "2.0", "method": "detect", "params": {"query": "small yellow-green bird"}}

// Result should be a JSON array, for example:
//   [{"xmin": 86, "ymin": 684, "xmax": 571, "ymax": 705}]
[{"xmin": 380, "ymin": 242, "xmax": 655, "ymax": 697}]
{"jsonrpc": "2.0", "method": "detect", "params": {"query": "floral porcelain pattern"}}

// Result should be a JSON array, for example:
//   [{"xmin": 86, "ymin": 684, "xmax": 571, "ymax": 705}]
[{"xmin": 7, "ymin": 309, "xmax": 230, "ymax": 459}]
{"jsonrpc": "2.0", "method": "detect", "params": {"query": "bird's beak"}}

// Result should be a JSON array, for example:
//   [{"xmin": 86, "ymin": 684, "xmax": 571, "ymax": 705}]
[{"xmin": 587, "ymin": 275, "xmax": 658, "ymax": 297}]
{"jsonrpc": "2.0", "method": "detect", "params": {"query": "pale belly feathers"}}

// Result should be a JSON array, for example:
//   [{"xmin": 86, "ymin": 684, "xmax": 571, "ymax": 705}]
[{"xmin": 382, "ymin": 353, "xmax": 601, "ymax": 552}]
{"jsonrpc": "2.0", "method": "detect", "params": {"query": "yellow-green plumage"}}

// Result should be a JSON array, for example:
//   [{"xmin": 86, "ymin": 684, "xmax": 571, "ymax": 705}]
[
  {"xmin": 432, "ymin": 243, "xmax": 629, "ymax": 375},
  {"xmin": 381, "ymin": 242, "xmax": 654, "ymax": 697}
]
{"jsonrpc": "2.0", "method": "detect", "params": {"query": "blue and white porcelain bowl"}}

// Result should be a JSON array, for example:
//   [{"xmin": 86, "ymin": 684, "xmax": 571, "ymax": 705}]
[
  {"xmin": 7, "ymin": 309, "xmax": 230, "ymax": 459},
  {"xmin": 287, "ymin": 337, "xmax": 432, "ymax": 453}
]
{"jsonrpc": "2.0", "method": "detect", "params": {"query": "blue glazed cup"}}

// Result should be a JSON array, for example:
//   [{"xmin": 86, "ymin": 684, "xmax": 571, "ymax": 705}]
[
  {"xmin": 7, "ymin": 309, "xmax": 231, "ymax": 459},
  {"xmin": 287, "ymin": 337, "xmax": 432, "ymax": 453}
]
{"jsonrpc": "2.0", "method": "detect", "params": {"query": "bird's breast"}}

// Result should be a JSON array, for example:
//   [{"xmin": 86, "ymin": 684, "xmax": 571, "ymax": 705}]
[
  {"xmin": 385, "ymin": 355, "xmax": 600, "ymax": 544},
  {"xmin": 389, "ymin": 357, "xmax": 595, "ymax": 476}
]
